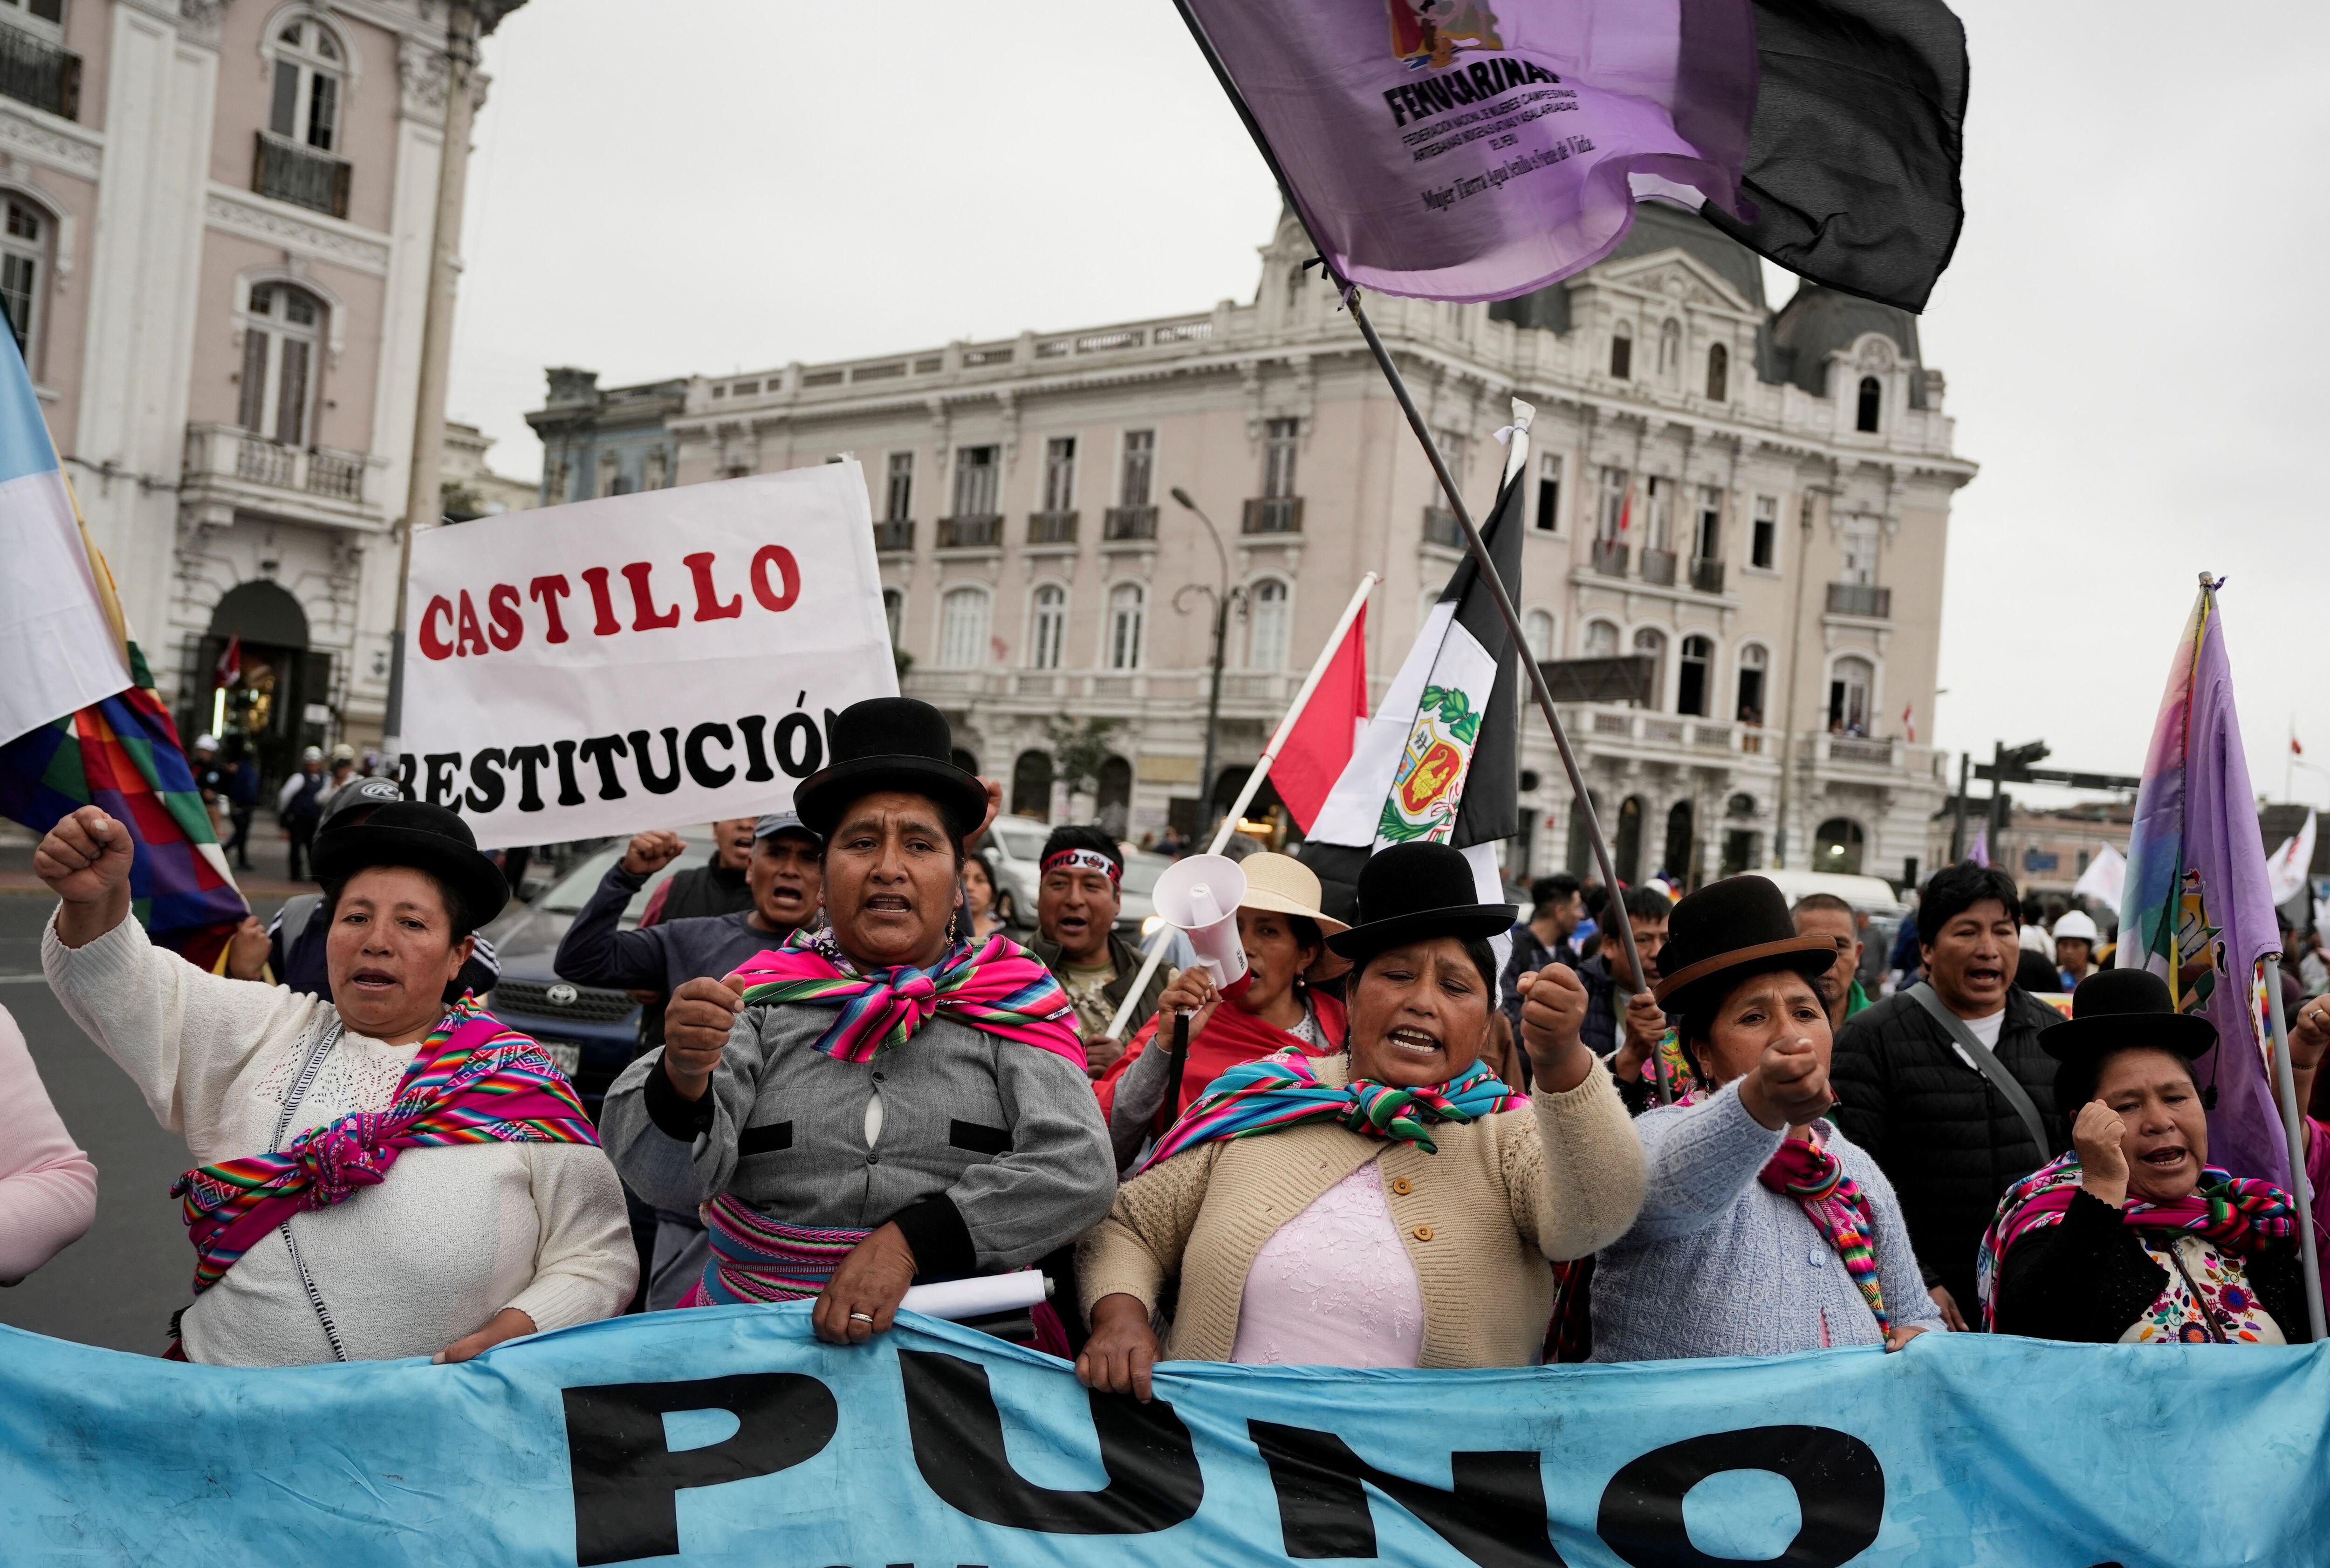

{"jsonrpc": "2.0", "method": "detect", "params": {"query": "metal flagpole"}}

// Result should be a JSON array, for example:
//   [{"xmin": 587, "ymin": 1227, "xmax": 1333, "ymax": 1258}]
[
  {"xmin": 1101, "ymin": 571, "xmax": 1379, "ymax": 1044},
  {"xmin": 2262, "ymin": 959, "xmax": 2328, "ymax": 1339},
  {"xmin": 1166, "ymin": 0, "xmax": 1665, "ymax": 1100}
]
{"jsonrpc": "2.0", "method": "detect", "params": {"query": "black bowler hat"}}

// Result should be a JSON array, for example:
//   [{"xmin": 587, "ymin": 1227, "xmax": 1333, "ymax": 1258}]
[
  {"xmin": 1325, "ymin": 841, "xmax": 1517, "ymax": 964},
  {"xmin": 1652, "ymin": 874, "xmax": 1838, "ymax": 1019},
  {"xmin": 793, "ymin": 697, "xmax": 988, "ymax": 840},
  {"xmin": 311, "ymin": 800, "xmax": 509, "ymax": 931},
  {"xmin": 2041, "ymin": 968, "xmax": 2216, "ymax": 1110}
]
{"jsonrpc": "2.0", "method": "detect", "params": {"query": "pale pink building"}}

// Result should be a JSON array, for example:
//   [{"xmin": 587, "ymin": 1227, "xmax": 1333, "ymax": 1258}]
[{"xmin": 9, "ymin": 0, "xmax": 500, "ymax": 774}]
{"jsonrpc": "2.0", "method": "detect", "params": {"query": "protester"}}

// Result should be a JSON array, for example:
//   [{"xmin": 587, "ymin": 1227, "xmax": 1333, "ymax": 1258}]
[
  {"xmin": 2018, "ymin": 896, "xmax": 2052, "ymax": 957},
  {"xmin": 319, "ymin": 744, "xmax": 359, "ymax": 812},
  {"xmin": 1577, "ymin": 886, "xmax": 1677, "ymax": 1099},
  {"xmin": 2051, "ymin": 911, "xmax": 2100, "ymax": 990},
  {"xmin": 2288, "ymin": 993, "xmax": 2330, "ymax": 1307},
  {"xmin": 0, "ymin": 1003, "xmax": 97, "ymax": 1285},
  {"xmin": 555, "ymin": 812, "xmax": 824, "ymax": 1310},
  {"xmin": 1028, "ymin": 825, "xmax": 1168, "ymax": 1078},
  {"xmin": 960, "ymin": 851, "xmax": 1007, "ymax": 941},
  {"xmin": 223, "ymin": 743, "xmax": 260, "ymax": 872},
  {"xmin": 36, "ymin": 801, "xmax": 635, "ymax": 1364},
  {"xmin": 190, "ymin": 734, "xmax": 229, "ymax": 842},
  {"xmin": 1791, "ymin": 892, "xmax": 1870, "ymax": 1033},
  {"xmin": 1887, "ymin": 904, "xmax": 1924, "ymax": 990},
  {"xmin": 1092, "ymin": 852, "xmax": 1347, "ymax": 1168},
  {"xmin": 1982, "ymin": 971, "xmax": 2308, "ymax": 1344},
  {"xmin": 1831, "ymin": 862, "xmax": 2067, "ymax": 1330},
  {"xmin": 1073, "ymin": 841, "xmax": 1644, "ymax": 1395},
  {"xmin": 276, "ymin": 745, "xmax": 327, "ymax": 881},
  {"xmin": 2300, "ymin": 929, "xmax": 2328, "ymax": 998},
  {"xmin": 638, "ymin": 817, "xmax": 760, "ymax": 927},
  {"xmin": 232, "ymin": 777, "xmax": 500, "ymax": 1003},
  {"xmin": 1590, "ymin": 876, "xmax": 1939, "ymax": 1361},
  {"xmin": 1499, "ymin": 873, "xmax": 1583, "ymax": 1032},
  {"xmin": 2014, "ymin": 949, "xmax": 2062, "ymax": 994},
  {"xmin": 600, "ymin": 698, "xmax": 1114, "ymax": 1346}
]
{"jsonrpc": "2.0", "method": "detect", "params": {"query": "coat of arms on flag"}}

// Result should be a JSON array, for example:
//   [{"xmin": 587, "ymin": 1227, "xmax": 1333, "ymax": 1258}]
[{"xmin": 1381, "ymin": 685, "xmax": 1483, "ymax": 842}]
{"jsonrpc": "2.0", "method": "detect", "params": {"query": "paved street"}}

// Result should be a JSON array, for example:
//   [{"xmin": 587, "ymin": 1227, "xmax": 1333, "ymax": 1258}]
[{"xmin": 0, "ymin": 838, "xmax": 295, "ymax": 1354}]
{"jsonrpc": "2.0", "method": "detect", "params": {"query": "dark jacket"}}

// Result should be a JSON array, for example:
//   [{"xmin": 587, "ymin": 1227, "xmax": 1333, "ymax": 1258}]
[
  {"xmin": 560, "ymin": 862, "xmax": 783, "ymax": 1051},
  {"xmin": 1497, "ymin": 923, "xmax": 1573, "ymax": 1035},
  {"xmin": 1992, "ymin": 1187, "xmax": 2310, "ymax": 1344},
  {"xmin": 1576, "ymin": 950, "xmax": 1668, "ymax": 1061},
  {"xmin": 1830, "ymin": 987, "xmax": 2070, "ymax": 1313},
  {"xmin": 1030, "ymin": 928, "xmax": 1169, "ymax": 1044},
  {"xmin": 647, "ymin": 860, "xmax": 755, "ymax": 924}
]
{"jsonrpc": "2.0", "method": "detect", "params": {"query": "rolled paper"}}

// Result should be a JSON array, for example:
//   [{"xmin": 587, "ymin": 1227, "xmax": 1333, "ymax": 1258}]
[{"xmin": 898, "ymin": 1270, "xmax": 1049, "ymax": 1322}]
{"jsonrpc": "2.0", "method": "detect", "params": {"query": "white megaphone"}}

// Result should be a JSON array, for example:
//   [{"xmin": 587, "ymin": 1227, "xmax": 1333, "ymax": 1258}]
[{"xmin": 1151, "ymin": 854, "xmax": 1249, "ymax": 986}]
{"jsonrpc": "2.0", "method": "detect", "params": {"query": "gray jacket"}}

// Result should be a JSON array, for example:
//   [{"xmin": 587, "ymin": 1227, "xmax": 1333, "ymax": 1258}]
[{"xmin": 600, "ymin": 1000, "xmax": 1115, "ymax": 1277}]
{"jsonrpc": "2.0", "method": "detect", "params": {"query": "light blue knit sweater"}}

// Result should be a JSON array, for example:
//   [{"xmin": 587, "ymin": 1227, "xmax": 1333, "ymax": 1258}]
[{"xmin": 1589, "ymin": 1082, "xmax": 1941, "ymax": 1362}]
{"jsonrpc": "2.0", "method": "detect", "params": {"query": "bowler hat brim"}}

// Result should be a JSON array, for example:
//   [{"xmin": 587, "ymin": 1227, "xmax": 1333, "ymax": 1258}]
[
  {"xmin": 311, "ymin": 822, "xmax": 509, "ymax": 931},
  {"xmin": 793, "ymin": 756, "xmax": 989, "ymax": 841},
  {"xmin": 2039, "ymin": 1010, "xmax": 2217, "ymax": 1065},
  {"xmin": 1653, "ymin": 937, "xmax": 1841, "ymax": 1020},
  {"xmin": 1326, "ymin": 903, "xmax": 1517, "ymax": 964}
]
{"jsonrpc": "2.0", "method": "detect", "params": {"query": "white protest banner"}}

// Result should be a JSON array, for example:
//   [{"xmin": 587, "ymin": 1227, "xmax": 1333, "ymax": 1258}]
[{"xmin": 400, "ymin": 464, "xmax": 896, "ymax": 848}]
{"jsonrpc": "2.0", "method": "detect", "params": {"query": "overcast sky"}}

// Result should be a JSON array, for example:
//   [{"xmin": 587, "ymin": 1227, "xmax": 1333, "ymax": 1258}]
[{"xmin": 448, "ymin": 1, "xmax": 2330, "ymax": 812}]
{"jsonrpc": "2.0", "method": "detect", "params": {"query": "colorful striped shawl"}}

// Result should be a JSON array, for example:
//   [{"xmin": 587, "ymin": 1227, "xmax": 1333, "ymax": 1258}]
[
  {"xmin": 1761, "ymin": 1133, "xmax": 1888, "ymax": 1333},
  {"xmin": 681, "ymin": 1192, "xmax": 870, "ymax": 1308},
  {"xmin": 1974, "ymin": 1152, "xmax": 2296, "ymax": 1329},
  {"xmin": 1138, "ymin": 1050, "xmax": 1523, "ymax": 1172},
  {"xmin": 168, "ymin": 998, "xmax": 598, "ymax": 1296},
  {"xmin": 730, "ymin": 929, "xmax": 1083, "ymax": 1066}
]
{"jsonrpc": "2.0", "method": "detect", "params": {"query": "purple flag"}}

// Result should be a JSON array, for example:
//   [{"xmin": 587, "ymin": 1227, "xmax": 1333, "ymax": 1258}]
[
  {"xmin": 1179, "ymin": 0, "xmax": 1758, "ymax": 302},
  {"xmin": 2119, "ymin": 582, "xmax": 2289, "ymax": 1187}
]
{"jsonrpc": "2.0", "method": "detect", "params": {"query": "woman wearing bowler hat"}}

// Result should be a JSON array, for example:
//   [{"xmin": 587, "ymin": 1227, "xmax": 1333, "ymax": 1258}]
[
  {"xmin": 1074, "ymin": 841, "xmax": 1644, "ymax": 1396},
  {"xmin": 1588, "ymin": 875, "xmax": 1942, "ymax": 1362},
  {"xmin": 601, "ymin": 697, "xmax": 1115, "ymax": 1347},
  {"xmin": 1980, "ymin": 969, "xmax": 2308, "ymax": 1343},
  {"xmin": 34, "ymin": 799, "xmax": 634, "ymax": 1365}
]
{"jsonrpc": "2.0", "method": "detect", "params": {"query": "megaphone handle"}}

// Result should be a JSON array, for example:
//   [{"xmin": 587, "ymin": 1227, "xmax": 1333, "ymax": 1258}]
[{"xmin": 1153, "ymin": 1011, "xmax": 1192, "ymax": 1138}]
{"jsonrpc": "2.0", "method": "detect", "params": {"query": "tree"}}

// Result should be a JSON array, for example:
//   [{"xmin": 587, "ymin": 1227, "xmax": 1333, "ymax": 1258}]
[{"xmin": 1046, "ymin": 715, "xmax": 1124, "ymax": 801}]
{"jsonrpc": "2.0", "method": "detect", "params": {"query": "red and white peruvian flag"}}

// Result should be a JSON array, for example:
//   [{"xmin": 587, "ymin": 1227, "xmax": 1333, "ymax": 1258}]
[{"xmin": 1269, "ymin": 604, "xmax": 1368, "ymax": 835}]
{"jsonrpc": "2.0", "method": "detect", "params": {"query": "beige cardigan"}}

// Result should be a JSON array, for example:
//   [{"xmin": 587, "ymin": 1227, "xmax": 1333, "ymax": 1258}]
[{"xmin": 1076, "ymin": 1054, "xmax": 1644, "ymax": 1368}]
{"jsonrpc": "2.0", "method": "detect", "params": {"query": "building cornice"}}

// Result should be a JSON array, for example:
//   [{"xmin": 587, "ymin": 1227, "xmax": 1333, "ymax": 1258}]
[
  {"xmin": 0, "ymin": 100, "xmax": 102, "ymax": 180},
  {"xmin": 205, "ymin": 184, "xmax": 393, "ymax": 275}
]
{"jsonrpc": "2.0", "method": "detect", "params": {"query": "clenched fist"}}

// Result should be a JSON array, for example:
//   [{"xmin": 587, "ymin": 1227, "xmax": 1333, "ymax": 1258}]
[
  {"xmin": 661, "ymin": 973, "xmax": 745, "ymax": 1100},
  {"xmin": 2072, "ymin": 1099, "xmax": 2129, "ymax": 1206},
  {"xmin": 35, "ymin": 805, "xmax": 136, "ymax": 948},
  {"xmin": 1517, "ymin": 964, "xmax": 1593, "ymax": 1090},
  {"xmin": 1737, "ymin": 1035, "xmax": 1832, "ymax": 1132},
  {"xmin": 622, "ymin": 829, "xmax": 687, "ymax": 877}
]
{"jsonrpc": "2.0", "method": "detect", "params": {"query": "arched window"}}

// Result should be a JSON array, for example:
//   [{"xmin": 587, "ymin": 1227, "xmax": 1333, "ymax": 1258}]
[
  {"xmin": 0, "ymin": 196, "xmax": 52, "ymax": 370},
  {"xmin": 937, "ymin": 585, "xmax": 990, "ymax": 668},
  {"xmin": 267, "ymin": 14, "xmax": 347, "ymax": 152},
  {"xmin": 1633, "ymin": 627, "xmax": 1666, "ymax": 708},
  {"xmin": 1096, "ymin": 756, "xmax": 1133, "ymax": 836},
  {"xmin": 1010, "ymin": 750, "xmax": 1054, "ymax": 819},
  {"xmin": 1615, "ymin": 796, "xmax": 1646, "ymax": 883},
  {"xmin": 1030, "ymin": 583, "xmax": 1066, "ymax": 670},
  {"xmin": 238, "ymin": 282, "xmax": 325, "ymax": 446},
  {"xmin": 1609, "ymin": 322, "xmax": 1633, "ymax": 380},
  {"xmin": 1108, "ymin": 582, "xmax": 1144, "ymax": 670},
  {"xmin": 1828, "ymin": 655, "xmax": 1874, "ymax": 734},
  {"xmin": 1523, "ymin": 608, "xmax": 1556, "ymax": 662},
  {"xmin": 1677, "ymin": 634, "xmax": 1713, "ymax": 717},
  {"xmin": 1248, "ymin": 578, "xmax": 1289, "ymax": 670},
  {"xmin": 1663, "ymin": 800, "xmax": 1695, "ymax": 884},
  {"xmin": 1856, "ymin": 376, "xmax": 1882, "ymax": 433},
  {"xmin": 1706, "ymin": 342, "xmax": 1729, "ymax": 402},
  {"xmin": 881, "ymin": 587, "xmax": 904, "ymax": 646},
  {"xmin": 1735, "ymin": 643, "xmax": 1768, "ymax": 725},
  {"xmin": 1657, "ymin": 318, "xmax": 1682, "ymax": 381},
  {"xmin": 1815, "ymin": 816, "xmax": 1866, "ymax": 876},
  {"xmin": 1584, "ymin": 619, "xmax": 1618, "ymax": 658}
]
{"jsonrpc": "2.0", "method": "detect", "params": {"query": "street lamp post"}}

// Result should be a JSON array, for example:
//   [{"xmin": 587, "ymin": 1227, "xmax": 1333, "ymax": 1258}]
[{"xmin": 1171, "ymin": 487, "xmax": 1242, "ymax": 838}]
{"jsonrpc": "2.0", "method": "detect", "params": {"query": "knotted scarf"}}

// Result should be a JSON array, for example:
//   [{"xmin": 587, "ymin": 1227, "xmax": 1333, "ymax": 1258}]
[
  {"xmin": 1761, "ymin": 1134, "xmax": 1889, "ymax": 1332},
  {"xmin": 731, "ymin": 929, "xmax": 1083, "ymax": 1066},
  {"xmin": 1095, "ymin": 984, "xmax": 1347, "ymax": 1123},
  {"xmin": 1975, "ymin": 1152, "xmax": 2296, "ymax": 1329},
  {"xmin": 170, "ymin": 998, "xmax": 598, "ymax": 1296},
  {"xmin": 1138, "ymin": 1050, "xmax": 1523, "ymax": 1172}
]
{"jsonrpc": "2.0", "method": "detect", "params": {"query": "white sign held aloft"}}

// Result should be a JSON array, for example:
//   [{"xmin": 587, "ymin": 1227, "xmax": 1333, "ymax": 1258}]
[{"xmin": 401, "ymin": 465, "xmax": 898, "ymax": 848}]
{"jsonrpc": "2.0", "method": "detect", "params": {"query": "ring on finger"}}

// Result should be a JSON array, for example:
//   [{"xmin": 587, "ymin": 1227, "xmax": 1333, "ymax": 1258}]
[{"xmin": 848, "ymin": 1311, "xmax": 875, "ymax": 1324}]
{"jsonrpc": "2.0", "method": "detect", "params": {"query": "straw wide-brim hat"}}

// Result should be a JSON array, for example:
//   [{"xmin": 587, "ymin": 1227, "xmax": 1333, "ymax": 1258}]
[{"xmin": 1235, "ymin": 851, "xmax": 1352, "ymax": 979}]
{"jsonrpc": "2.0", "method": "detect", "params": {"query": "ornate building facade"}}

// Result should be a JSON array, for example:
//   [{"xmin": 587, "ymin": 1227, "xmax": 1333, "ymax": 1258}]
[
  {"xmin": 11, "ymin": 0, "xmax": 499, "ymax": 774},
  {"xmin": 554, "ymin": 203, "xmax": 1974, "ymax": 885}
]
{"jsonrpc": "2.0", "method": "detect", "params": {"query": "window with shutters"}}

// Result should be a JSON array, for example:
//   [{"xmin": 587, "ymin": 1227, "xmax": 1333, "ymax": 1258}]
[
  {"xmin": 1657, "ymin": 319, "xmax": 1682, "ymax": 382},
  {"xmin": 884, "ymin": 452, "xmax": 913, "ymax": 522},
  {"xmin": 237, "ymin": 282, "xmax": 325, "ymax": 446},
  {"xmin": 952, "ymin": 445, "xmax": 999, "ymax": 516},
  {"xmin": 1523, "ymin": 609, "xmax": 1556, "ymax": 662},
  {"xmin": 1042, "ymin": 436, "xmax": 1077, "ymax": 513},
  {"xmin": 1584, "ymin": 619, "xmax": 1619, "ymax": 658},
  {"xmin": 1262, "ymin": 418, "xmax": 1300, "ymax": 499},
  {"xmin": 1108, "ymin": 582, "xmax": 1145, "ymax": 670},
  {"xmin": 0, "ymin": 197, "xmax": 50, "ymax": 372},
  {"xmin": 1030, "ymin": 584, "xmax": 1066, "ymax": 670},
  {"xmin": 1119, "ymin": 429, "xmax": 1154, "ymax": 506},
  {"xmin": 938, "ymin": 586, "xmax": 990, "ymax": 668},
  {"xmin": 1829, "ymin": 656, "xmax": 1874, "ymax": 733},
  {"xmin": 266, "ymin": 15, "xmax": 345, "ymax": 151},
  {"xmin": 1633, "ymin": 628, "xmax": 1667, "ymax": 709},
  {"xmin": 1248, "ymin": 578, "xmax": 1289, "ymax": 670}
]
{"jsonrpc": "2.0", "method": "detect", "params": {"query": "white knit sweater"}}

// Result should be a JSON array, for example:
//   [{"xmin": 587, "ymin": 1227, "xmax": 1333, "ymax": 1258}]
[{"xmin": 42, "ymin": 911, "xmax": 637, "ymax": 1365}]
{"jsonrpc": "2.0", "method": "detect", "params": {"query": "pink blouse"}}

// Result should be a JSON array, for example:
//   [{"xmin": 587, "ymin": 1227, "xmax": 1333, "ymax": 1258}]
[
  {"xmin": 1230, "ymin": 1156, "xmax": 1425, "ymax": 1369},
  {"xmin": 0, "ymin": 1002, "xmax": 96, "ymax": 1283}
]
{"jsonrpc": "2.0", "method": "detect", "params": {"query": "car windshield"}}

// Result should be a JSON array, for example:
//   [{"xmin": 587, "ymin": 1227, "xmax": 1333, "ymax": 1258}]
[
  {"xmin": 1118, "ymin": 853, "xmax": 1168, "ymax": 896},
  {"xmin": 537, "ymin": 843, "xmax": 711, "ymax": 922},
  {"xmin": 987, "ymin": 820, "xmax": 1047, "ymax": 863}
]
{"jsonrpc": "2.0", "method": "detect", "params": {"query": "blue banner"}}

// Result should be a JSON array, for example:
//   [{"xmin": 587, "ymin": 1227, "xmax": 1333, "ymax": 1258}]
[{"xmin": 2, "ymin": 1306, "xmax": 2324, "ymax": 1566}]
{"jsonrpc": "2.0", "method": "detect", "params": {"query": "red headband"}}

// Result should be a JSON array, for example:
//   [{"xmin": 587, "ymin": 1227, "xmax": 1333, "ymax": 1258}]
[{"xmin": 1043, "ymin": 847, "xmax": 1121, "ymax": 883}]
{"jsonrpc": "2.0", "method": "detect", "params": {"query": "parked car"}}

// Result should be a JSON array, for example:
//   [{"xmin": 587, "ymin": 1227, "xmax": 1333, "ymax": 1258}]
[
  {"xmin": 981, "ymin": 815, "xmax": 1049, "ymax": 930},
  {"xmin": 478, "ymin": 829, "xmax": 714, "ymax": 1116}
]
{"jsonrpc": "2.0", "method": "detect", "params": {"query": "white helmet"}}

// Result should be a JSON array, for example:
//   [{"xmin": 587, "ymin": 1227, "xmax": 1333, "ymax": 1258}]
[
  {"xmin": 300, "ymin": 744, "xmax": 324, "ymax": 763},
  {"xmin": 192, "ymin": 733, "xmax": 219, "ymax": 751},
  {"xmin": 2052, "ymin": 910, "xmax": 2100, "ymax": 945}
]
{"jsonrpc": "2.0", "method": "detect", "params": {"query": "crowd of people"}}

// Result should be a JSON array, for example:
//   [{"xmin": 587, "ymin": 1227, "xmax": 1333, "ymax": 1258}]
[{"xmin": 7, "ymin": 693, "xmax": 2329, "ymax": 1387}]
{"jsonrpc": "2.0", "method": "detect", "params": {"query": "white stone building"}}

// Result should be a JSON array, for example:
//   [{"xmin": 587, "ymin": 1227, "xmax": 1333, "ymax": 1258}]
[{"xmin": 634, "ymin": 203, "xmax": 1973, "ymax": 885}]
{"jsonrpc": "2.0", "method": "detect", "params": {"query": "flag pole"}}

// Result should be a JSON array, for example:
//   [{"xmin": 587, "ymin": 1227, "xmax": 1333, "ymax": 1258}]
[
  {"xmin": 1166, "ymin": 0, "xmax": 1665, "ymax": 1101},
  {"xmin": 2261, "ymin": 958, "xmax": 2327, "ymax": 1339},
  {"xmin": 1101, "ymin": 571, "xmax": 1378, "ymax": 1045}
]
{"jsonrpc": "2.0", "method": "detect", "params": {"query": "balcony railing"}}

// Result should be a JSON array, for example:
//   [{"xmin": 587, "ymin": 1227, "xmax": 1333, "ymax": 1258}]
[
  {"xmin": 1564, "ymin": 702, "xmax": 1761, "ymax": 759},
  {"xmin": 1825, "ymin": 582, "xmax": 1892, "ymax": 619},
  {"xmin": 1241, "ymin": 496, "xmax": 1303, "ymax": 535},
  {"xmin": 1690, "ymin": 557, "xmax": 1726, "ymax": 594},
  {"xmin": 1103, "ymin": 505, "xmax": 1157, "ymax": 541},
  {"xmin": 1027, "ymin": 509, "xmax": 1078, "ymax": 545},
  {"xmin": 936, "ymin": 514, "xmax": 1001, "ymax": 549},
  {"xmin": 1809, "ymin": 733, "xmax": 1899, "ymax": 768},
  {"xmin": 1590, "ymin": 538, "xmax": 1629, "ymax": 577},
  {"xmin": 182, "ymin": 424, "xmax": 382, "ymax": 519},
  {"xmin": 253, "ymin": 131, "xmax": 351, "ymax": 219},
  {"xmin": 1639, "ymin": 547, "xmax": 1677, "ymax": 586},
  {"xmin": 1422, "ymin": 506, "xmax": 1463, "ymax": 548},
  {"xmin": 0, "ymin": 26, "xmax": 79, "ymax": 119},
  {"xmin": 872, "ymin": 519, "xmax": 914, "ymax": 552}
]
